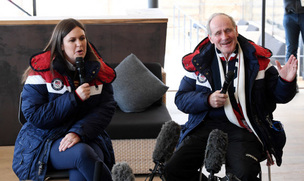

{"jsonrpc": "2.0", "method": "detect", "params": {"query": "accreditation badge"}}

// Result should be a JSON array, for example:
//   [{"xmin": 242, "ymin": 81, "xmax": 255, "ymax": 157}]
[
  {"xmin": 51, "ymin": 78, "xmax": 64, "ymax": 91},
  {"xmin": 197, "ymin": 73, "xmax": 207, "ymax": 83}
]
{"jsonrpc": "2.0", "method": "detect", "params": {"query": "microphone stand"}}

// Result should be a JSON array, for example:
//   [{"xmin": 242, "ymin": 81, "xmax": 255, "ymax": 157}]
[
  {"xmin": 146, "ymin": 161, "xmax": 166, "ymax": 181},
  {"xmin": 201, "ymin": 168, "xmax": 222, "ymax": 181},
  {"xmin": 207, "ymin": 170, "xmax": 218, "ymax": 181}
]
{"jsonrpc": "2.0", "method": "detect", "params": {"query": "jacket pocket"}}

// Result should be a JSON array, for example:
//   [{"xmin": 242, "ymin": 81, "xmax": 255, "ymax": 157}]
[{"xmin": 12, "ymin": 124, "xmax": 45, "ymax": 180}]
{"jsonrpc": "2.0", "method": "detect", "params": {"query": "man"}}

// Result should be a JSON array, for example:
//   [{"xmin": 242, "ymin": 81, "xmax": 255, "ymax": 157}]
[
  {"xmin": 164, "ymin": 13, "xmax": 297, "ymax": 181},
  {"xmin": 283, "ymin": 0, "xmax": 304, "ymax": 63}
]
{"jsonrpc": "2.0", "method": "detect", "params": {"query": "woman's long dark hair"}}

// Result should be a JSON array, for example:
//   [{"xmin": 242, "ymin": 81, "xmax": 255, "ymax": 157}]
[{"xmin": 22, "ymin": 18, "xmax": 100, "ymax": 83}]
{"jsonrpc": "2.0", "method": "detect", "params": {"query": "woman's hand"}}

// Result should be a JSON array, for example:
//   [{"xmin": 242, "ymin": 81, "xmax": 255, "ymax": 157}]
[
  {"xmin": 59, "ymin": 132, "xmax": 81, "ymax": 152},
  {"xmin": 276, "ymin": 54, "xmax": 298, "ymax": 82},
  {"xmin": 75, "ymin": 83, "xmax": 91, "ymax": 101}
]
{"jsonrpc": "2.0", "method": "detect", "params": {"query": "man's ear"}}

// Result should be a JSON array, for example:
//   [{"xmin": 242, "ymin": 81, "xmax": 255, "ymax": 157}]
[
  {"xmin": 235, "ymin": 25, "xmax": 239, "ymax": 37},
  {"xmin": 208, "ymin": 35, "xmax": 214, "ymax": 44}
]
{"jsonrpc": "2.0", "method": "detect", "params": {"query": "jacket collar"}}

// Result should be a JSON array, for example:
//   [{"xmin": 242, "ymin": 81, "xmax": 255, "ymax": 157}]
[
  {"xmin": 29, "ymin": 44, "xmax": 116, "ymax": 84},
  {"xmin": 182, "ymin": 34, "xmax": 272, "ymax": 74}
]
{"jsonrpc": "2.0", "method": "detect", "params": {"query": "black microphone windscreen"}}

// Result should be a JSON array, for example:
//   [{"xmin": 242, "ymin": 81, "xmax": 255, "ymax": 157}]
[
  {"xmin": 225, "ymin": 71, "xmax": 234, "ymax": 83},
  {"xmin": 75, "ymin": 57, "xmax": 86, "ymax": 85},
  {"xmin": 204, "ymin": 129, "xmax": 228, "ymax": 174},
  {"xmin": 111, "ymin": 162, "xmax": 135, "ymax": 181},
  {"xmin": 221, "ymin": 71, "xmax": 235, "ymax": 94},
  {"xmin": 152, "ymin": 120, "xmax": 181, "ymax": 163},
  {"xmin": 75, "ymin": 57, "xmax": 84, "ymax": 68}
]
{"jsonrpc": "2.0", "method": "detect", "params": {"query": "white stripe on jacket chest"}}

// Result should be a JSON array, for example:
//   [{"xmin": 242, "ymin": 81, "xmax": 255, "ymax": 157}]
[
  {"xmin": 255, "ymin": 63, "xmax": 272, "ymax": 80},
  {"xmin": 47, "ymin": 83, "xmax": 103, "ymax": 95},
  {"xmin": 90, "ymin": 84, "xmax": 103, "ymax": 96},
  {"xmin": 26, "ymin": 75, "xmax": 103, "ymax": 95},
  {"xmin": 185, "ymin": 71, "xmax": 212, "ymax": 90}
]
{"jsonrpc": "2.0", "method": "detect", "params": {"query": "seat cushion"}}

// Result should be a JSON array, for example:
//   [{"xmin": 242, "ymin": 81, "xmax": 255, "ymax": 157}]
[{"xmin": 106, "ymin": 104, "xmax": 172, "ymax": 139}]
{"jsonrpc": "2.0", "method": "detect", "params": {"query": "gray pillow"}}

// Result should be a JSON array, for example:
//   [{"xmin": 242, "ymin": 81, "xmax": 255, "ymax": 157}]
[{"xmin": 112, "ymin": 54, "xmax": 169, "ymax": 113}]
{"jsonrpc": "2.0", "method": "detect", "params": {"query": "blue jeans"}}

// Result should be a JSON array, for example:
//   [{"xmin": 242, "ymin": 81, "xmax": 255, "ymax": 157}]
[
  {"xmin": 283, "ymin": 13, "xmax": 304, "ymax": 62},
  {"xmin": 50, "ymin": 138, "xmax": 112, "ymax": 181}
]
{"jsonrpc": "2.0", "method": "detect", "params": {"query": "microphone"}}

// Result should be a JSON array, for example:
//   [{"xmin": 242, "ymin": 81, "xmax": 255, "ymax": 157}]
[
  {"xmin": 153, "ymin": 120, "xmax": 181, "ymax": 163},
  {"xmin": 111, "ymin": 162, "xmax": 135, "ymax": 181},
  {"xmin": 220, "ymin": 71, "xmax": 234, "ymax": 94},
  {"xmin": 204, "ymin": 129, "xmax": 228, "ymax": 181},
  {"xmin": 75, "ymin": 57, "xmax": 86, "ymax": 85},
  {"xmin": 147, "ymin": 120, "xmax": 181, "ymax": 181}
]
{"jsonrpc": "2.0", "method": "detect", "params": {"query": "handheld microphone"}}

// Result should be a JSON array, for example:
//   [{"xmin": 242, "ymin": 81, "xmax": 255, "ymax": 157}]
[
  {"xmin": 204, "ymin": 129, "xmax": 228, "ymax": 180},
  {"xmin": 220, "ymin": 71, "xmax": 234, "ymax": 94},
  {"xmin": 75, "ymin": 57, "xmax": 86, "ymax": 85},
  {"xmin": 148, "ymin": 120, "xmax": 181, "ymax": 181},
  {"xmin": 111, "ymin": 162, "xmax": 135, "ymax": 181}
]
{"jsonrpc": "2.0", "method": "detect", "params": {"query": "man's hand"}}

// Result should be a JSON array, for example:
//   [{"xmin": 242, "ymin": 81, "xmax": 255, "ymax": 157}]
[
  {"xmin": 276, "ymin": 54, "xmax": 298, "ymax": 82},
  {"xmin": 209, "ymin": 90, "xmax": 228, "ymax": 108}
]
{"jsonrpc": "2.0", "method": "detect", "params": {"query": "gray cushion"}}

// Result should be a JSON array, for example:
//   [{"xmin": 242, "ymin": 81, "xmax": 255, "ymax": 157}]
[{"xmin": 112, "ymin": 54, "xmax": 169, "ymax": 112}]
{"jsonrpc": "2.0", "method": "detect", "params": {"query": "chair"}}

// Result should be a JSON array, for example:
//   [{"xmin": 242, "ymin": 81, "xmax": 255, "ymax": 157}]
[
  {"xmin": 106, "ymin": 62, "xmax": 172, "ymax": 174},
  {"xmin": 18, "ymin": 93, "xmax": 69, "ymax": 180}
]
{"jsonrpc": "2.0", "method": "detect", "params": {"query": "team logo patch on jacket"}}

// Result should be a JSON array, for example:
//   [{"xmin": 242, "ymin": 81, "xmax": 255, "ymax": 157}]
[
  {"xmin": 197, "ymin": 74, "xmax": 207, "ymax": 83},
  {"xmin": 51, "ymin": 78, "xmax": 64, "ymax": 91}
]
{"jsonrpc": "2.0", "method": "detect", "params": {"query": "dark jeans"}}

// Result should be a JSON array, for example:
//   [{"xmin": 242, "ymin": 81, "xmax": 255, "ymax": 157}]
[
  {"xmin": 49, "ymin": 138, "xmax": 112, "ymax": 181},
  {"xmin": 283, "ymin": 13, "xmax": 304, "ymax": 62},
  {"xmin": 164, "ymin": 119, "xmax": 263, "ymax": 181}
]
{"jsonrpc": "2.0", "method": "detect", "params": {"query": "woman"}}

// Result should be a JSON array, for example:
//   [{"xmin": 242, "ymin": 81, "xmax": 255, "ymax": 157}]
[{"xmin": 12, "ymin": 18, "xmax": 116, "ymax": 181}]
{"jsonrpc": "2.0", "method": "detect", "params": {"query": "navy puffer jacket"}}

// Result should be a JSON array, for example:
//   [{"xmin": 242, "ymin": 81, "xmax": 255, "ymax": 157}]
[
  {"xmin": 176, "ymin": 35, "xmax": 297, "ymax": 166},
  {"xmin": 12, "ymin": 46, "xmax": 116, "ymax": 180}
]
